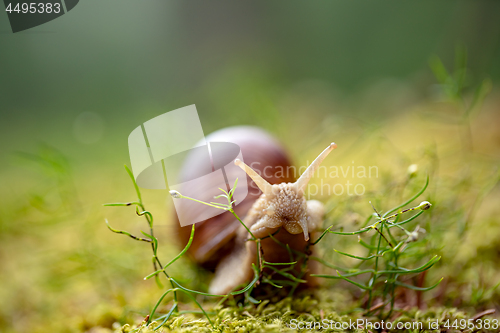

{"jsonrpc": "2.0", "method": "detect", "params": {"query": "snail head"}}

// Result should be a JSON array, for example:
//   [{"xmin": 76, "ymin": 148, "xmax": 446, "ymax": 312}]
[{"xmin": 234, "ymin": 142, "xmax": 336, "ymax": 241}]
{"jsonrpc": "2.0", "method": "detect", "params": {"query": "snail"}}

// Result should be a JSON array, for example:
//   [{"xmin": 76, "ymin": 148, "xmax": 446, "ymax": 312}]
[{"xmin": 174, "ymin": 126, "xmax": 336, "ymax": 295}]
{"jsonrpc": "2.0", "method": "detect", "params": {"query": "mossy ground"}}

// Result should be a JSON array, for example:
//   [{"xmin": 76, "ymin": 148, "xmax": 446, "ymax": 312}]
[
  {"xmin": 1, "ymin": 87, "xmax": 500, "ymax": 332},
  {"xmin": 87, "ymin": 289, "xmax": 497, "ymax": 332}
]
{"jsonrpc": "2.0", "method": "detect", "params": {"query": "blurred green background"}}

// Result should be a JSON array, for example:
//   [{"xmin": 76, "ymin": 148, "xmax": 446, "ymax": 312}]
[
  {"xmin": 1, "ymin": 1, "xmax": 500, "ymax": 332},
  {"xmin": 1, "ymin": 1, "xmax": 499, "ymax": 167}
]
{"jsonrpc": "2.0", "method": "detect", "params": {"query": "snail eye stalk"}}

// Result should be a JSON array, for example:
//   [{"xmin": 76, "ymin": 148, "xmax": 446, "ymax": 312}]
[
  {"xmin": 294, "ymin": 143, "xmax": 337, "ymax": 193},
  {"xmin": 234, "ymin": 159, "xmax": 275, "ymax": 197}
]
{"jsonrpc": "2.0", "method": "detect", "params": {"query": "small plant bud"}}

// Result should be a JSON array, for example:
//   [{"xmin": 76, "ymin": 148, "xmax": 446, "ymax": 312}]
[
  {"xmin": 407, "ymin": 226, "xmax": 426, "ymax": 243},
  {"xmin": 169, "ymin": 190, "xmax": 182, "ymax": 199},
  {"xmin": 408, "ymin": 231, "xmax": 419, "ymax": 242},
  {"xmin": 407, "ymin": 164, "xmax": 418, "ymax": 178},
  {"xmin": 418, "ymin": 201, "xmax": 432, "ymax": 210}
]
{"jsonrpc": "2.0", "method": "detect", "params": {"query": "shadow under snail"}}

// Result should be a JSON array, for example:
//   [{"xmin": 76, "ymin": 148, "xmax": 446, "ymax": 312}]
[{"xmin": 175, "ymin": 126, "xmax": 336, "ymax": 295}]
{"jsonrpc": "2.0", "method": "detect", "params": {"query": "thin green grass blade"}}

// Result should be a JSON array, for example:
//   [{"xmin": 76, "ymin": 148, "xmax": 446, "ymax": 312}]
[
  {"xmin": 358, "ymin": 237, "xmax": 380, "ymax": 250},
  {"xmin": 124, "ymin": 164, "xmax": 143, "ymax": 205},
  {"xmin": 230, "ymin": 264, "xmax": 260, "ymax": 295},
  {"xmin": 262, "ymin": 278, "xmax": 284, "ymax": 288},
  {"xmin": 329, "ymin": 228, "xmax": 371, "ymax": 235},
  {"xmin": 264, "ymin": 265, "xmax": 307, "ymax": 283},
  {"xmin": 268, "ymin": 233, "xmax": 305, "ymax": 257},
  {"xmin": 388, "ymin": 211, "xmax": 424, "ymax": 228},
  {"xmin": 170, "ymin": 278, "xmax": 225, "ymax": 297},
  {"xmin": 312, "ymin": 269, "xmax": 373, "ymax": 279},
  {"xmin": 148, "ymin": 289, "xmax": 178, "ymax": 324},
  {"xmin": 334, "ymin": 249, "xmax": 380, "ymax": 260},
  {"xmin": 245, "ymin": 293, "xmax": 261, "ymax": 304},
  {"xmin": 105, "ymin": 219, "xmax": 152, "ymax": 242},
  {"xmin": 229, "ymin": 178, "xmax": 238, "ymax": 196},
  {"xmin": 153, "ymin": 303, "xmax": 177, "ymax": 331},
  {"xmin": 103, "ymin": 202, "xmax": 140, "ymax": 207},
  {"xmin": 429, "ymin": 55, "xmax": 451, "ymax": 85},
  {"xmin": 144, "ymin": 224, "xmax": 195, "ymax": 280},
  {"xmin": 263, "ymin": 261, "xmax": 297, "ymax": 266},
  {"xmin": 378, "ymin": 256, "xmax": 441, "ymax": 275},
  {"xmin": 395, "ymin": 277, "xmax": 443, "ymax": 291},
  {"xmin": 266, "ymin": 279, "xmax": 297, "ymax": 287},
  {"xmin": 309, "ymin": 256, "xmax": 352, "ymax": 273},
  {"xmin": 310, "ymin": 225, "xmax": 333, "ymax": 245},
  {"xmin": 178, "ymin": 289, "xmax": 214, "ymax": 328},
  {"xmin": 383, "ymin": 176, "xmax": 429, "ymax": 218},
  {"xmin": 336, "ymin": 271, "xmax": 371, "ymax": 290}
]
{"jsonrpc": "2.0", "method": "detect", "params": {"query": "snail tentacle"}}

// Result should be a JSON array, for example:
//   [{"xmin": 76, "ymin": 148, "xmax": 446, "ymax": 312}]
[
  {"xmin": 235, "ymin": 159, "xmax": 275, "ymax": 197},
  {"xmin": 294, "ymin": 142, "xmax": 337, "ymax": 193}
]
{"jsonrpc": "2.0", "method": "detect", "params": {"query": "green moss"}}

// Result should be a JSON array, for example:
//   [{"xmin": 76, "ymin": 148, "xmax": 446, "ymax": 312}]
[{"xmin": 108, "ymin": 290, "xmax": 497, "ymax": 332}]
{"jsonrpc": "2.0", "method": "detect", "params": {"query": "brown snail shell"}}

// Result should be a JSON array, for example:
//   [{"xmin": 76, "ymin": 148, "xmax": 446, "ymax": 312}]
[{"xmin": 175, "ymin": 126, "xmax": 296, "ymax": 270}]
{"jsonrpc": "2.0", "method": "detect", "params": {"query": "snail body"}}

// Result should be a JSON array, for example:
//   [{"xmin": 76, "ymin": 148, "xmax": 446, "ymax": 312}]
[{"xmin": 174, "ymin": 126, "xmax": 336, "ymax": 295}]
